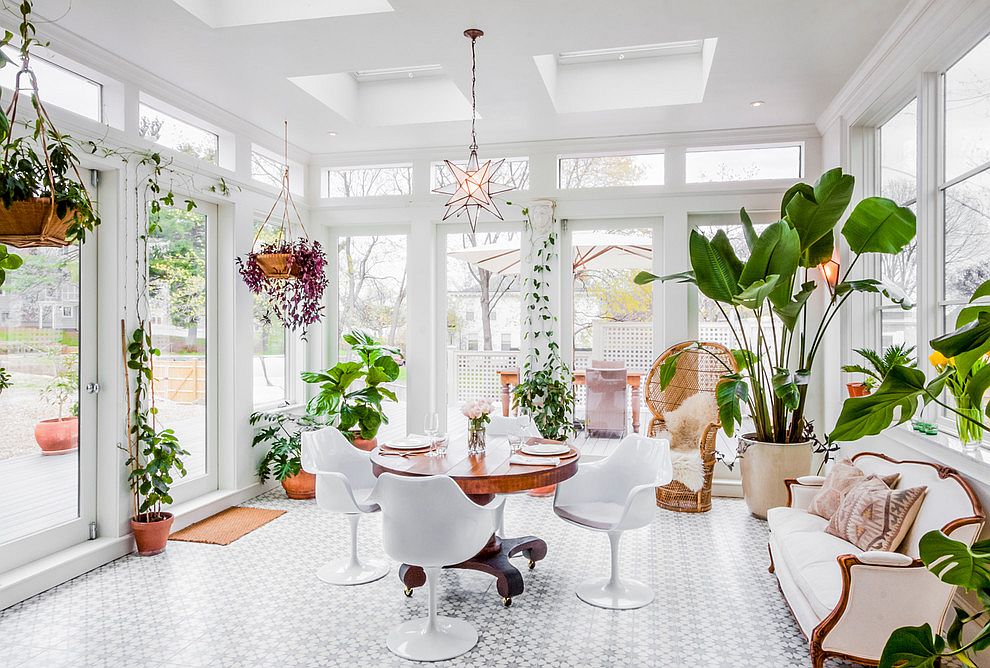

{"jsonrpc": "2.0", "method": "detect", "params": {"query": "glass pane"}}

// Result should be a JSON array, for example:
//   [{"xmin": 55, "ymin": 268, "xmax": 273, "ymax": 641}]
[
  {"xmin": 337, "ymin": 235, "xmax": 408, "ymax": 436},
  {"xmin": 0, "ymin": 247, "xmax": 80, "ymax": 544},
  {"xmin": 944, "ymin": 169, "xmax": 990, "ymax": 302},
  {"xmin": 432, "ymin": 158, "xmax": 529, "ymax": 191},
  {"xmin": 881, "ymin": 309, "xmax": 917, "ymax": 351},
  {"xmin": 326, "ymin": 165, "xmax": 412, "ymax": 198},
  {"xmin": 880, "ymin": 99, "xmax": 917, "ymax": 203},
  {"xmin": 686, "ymin": 146, "xmax": 801, "ymax": 183},
  {"xmin": 139, "ymin": 103, "xmax": 219, "ymax": 164},
  {"xmin": 446, "ymin": 229, "xmax": 521, "ymax": 418},
  {"xmin": 558, "ymin": 154, "xmax": 663, "ymax": 188},
  {"xmin": 148, "ymin": 207, "xmax": 208, "ymax": 479},
  {"xmin": 251, "ymin": 148, "xmax": 304, "ymax": 195},
  {"xmin": 0, "ymin": 48, "xmax": 101, "ymax": 121},
  {"xmin": 945, "ymin": 35, "xmax": 990, "ymax": 181},
  {"xmin": 252, "ymin": 223, "xmax": 287, "ymax": 407}
]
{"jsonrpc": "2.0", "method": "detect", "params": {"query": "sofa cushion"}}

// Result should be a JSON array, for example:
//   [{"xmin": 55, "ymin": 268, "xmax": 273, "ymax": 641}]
[
  {"xmin": 826, "ymin": 476, "xmax": 928, "ymax": 551},
  {"xmin": 771, "ymin": 510, "xmax": 864, "ymax": 618},
  {"xmin": 808, "ymin": 458, "xmax": 900, "ymax": 520}
]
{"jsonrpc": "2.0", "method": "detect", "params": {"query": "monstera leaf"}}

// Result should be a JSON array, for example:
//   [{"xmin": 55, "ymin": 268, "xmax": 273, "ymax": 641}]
[
  {"xmin": 878, "ymin": 624, "xmax": 945, "ymax": 668},
  {"xmin": 946, "ymin": 280, "xmax": 990, "ymax": 377},
  {"xmin": 828, "ymin": 365, "xmax": 933, "ymax": 443},
  {"xmin": 920, "ymin": 531, "xmax": 990, "ymax": 590}
]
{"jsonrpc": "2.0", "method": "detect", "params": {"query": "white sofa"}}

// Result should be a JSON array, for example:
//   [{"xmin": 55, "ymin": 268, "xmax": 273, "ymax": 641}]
[{"xmin": 768, "ymin": 452, "xmax": 985, "ymax": 667}]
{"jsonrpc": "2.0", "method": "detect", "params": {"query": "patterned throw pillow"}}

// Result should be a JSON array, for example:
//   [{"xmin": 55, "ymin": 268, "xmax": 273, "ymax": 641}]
[
  {"xmin": 825, "ymin": 476, "xmax": 927, "ymax": 552},
  {"xmin": 807, "ymin": 458, "xmax": 900, "ymax": 520}
]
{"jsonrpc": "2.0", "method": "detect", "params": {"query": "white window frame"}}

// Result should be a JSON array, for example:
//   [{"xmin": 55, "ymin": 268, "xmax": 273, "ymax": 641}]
[
  {"xmin": 556, "ymin": 150, "xmax": 666, "ymax": 190},
  {"xmin": 684, "ymin": 142, "xmax": 804, "ymax": 184}
]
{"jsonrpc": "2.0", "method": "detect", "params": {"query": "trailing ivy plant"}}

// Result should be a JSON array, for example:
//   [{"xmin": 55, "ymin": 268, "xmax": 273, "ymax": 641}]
[
  {"xmin": 121, "ymin": 322, "xmax": 188, "ymax": 522},
  {"xmin": 250, "ymin": 411, "xmax": 327, "ymax": 482},
  {"xmin": 510, "ymin": 205, "xmax": 576, "ymax": 441}
]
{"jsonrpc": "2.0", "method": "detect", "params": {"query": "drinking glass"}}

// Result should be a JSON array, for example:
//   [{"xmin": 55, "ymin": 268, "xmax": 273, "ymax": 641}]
[
  {"xmin": 508, "ymin": 433, "xmax": 523, "ymax": 453},
  {"xmin": 424, "ymin": 412, "xmax": 440, "ymax": 456},
  {"xmin": 432, "ymin": 433, "xmax": 449, "ymax": 458}
]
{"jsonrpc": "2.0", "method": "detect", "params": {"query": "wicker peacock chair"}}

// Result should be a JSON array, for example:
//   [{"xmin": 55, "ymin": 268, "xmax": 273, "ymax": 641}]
[{"xmin": 646, "ymin": 341, "xmax": 736, "ymax": 513}]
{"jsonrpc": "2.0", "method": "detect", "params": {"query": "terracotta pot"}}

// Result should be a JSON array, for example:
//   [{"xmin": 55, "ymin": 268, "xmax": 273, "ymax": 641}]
[
  {"xmin": 528, "ymin": 484, "xmax": 557, "ymax": 498},
  {"xmin": 281, "ymin": 470, "xmax": 316, "ymax": 499},
  {"xmin": 34, "ymin": 416, "xmax": 79, "ymax": 455},
  {"xmin": 846, "ymin": 382, "xmax": 871, "ymax": 398},
  {"xmin": 131, "ymin": 512, "xmax": 174, "ymax": 556},
  {"xmin": 738, "ymin": 435, "xmax": 813, "ymax": 519},
  {"xmin": 350, "ymin": 434, "xmax": 378, "ymax": 451}
]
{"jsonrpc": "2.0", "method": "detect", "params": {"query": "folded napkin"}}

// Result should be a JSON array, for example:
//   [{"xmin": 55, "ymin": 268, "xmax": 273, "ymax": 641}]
[
  {"xmin": 510, "ymin": 454, "xmax": 559, "ymax": 466},
  {"xmin": 390, "ymin": 434, "xmax": 431, "ymax": 446}
]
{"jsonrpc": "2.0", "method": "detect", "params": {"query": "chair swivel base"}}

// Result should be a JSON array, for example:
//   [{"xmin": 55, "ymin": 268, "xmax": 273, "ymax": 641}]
[
  {"xmin": 575, "ymin": 576, "xmax": 654, "ymax": 610},
  {"xmin": 317, "ymin": 558, "xmax": 388, "ymax": 586},
  {"xmin": 387, "ymin": 616, "xmax": 478, "ymax": 662}
]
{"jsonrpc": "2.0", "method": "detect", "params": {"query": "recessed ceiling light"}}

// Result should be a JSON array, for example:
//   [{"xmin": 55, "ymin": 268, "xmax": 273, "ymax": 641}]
[
  {"xmin": 750, "ymin": 100, "xmax": 765, "ymax": 107},
  {"xmin": 327, "ymin": 131, "xmax": 337, "ymax": 136},
  {"xmin": 618, "ymin": 53, "xmax": 625, "ymax": 61}
]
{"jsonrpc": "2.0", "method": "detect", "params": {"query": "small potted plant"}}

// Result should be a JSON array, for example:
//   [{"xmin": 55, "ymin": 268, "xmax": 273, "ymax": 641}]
[
  {"xmin": 121, "ymin": 321, "xmax": 188, "ymax": 556},
  {"xmin": 250, "ymin": 411, "xmax": 326, "ymax": 499},
  {"xmin": 35, "ymin": 352, "xmax": 79, "ymax": 455},
  {"xmin": 461, "ymin": 398, "xmax": 494, "ymax": 454},
  {"xmin": 0, "ymin": 2, "xmax": 100, "ymax": 248},
  {"xmin": 302, "ymin": 330, "xmax": 400, "ymax": 450},
  {"xmin": 841, "ymin": 343, "xmax": 916, "ymax": 397}
]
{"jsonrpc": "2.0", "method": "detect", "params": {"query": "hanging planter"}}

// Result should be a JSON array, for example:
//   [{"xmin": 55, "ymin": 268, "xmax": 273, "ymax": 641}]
[
  {"xmin": 236, "ymin": 122, "xmax": 328, "ymax": 333},
  {"xmin": 0, "ymin": 3, "xmax": 100, "ymax": 248}
]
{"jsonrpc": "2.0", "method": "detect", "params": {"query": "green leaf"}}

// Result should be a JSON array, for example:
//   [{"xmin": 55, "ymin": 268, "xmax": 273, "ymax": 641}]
[
  {"xmin": 716, "ymin": 375, "xmax": 748, "ymax": 437},
  {"xmin": 920, "ymin": 531, "xmax": 990, "ymax": 590},
  {"xmin": 773, "ymin": 281, "xmax": 816, "ymax": 331},
  {"xmin": 952, "ymin": 298, "xmax": 990, "ymax": 378},
  {"xmin": 731, "ymin": 349, "xmax": 756, "ymax": 372},
  {"xmin": 689, "ymin": 228, "xmax": 740, "ymax": 303},
  {"xmin": 739, "ymin": 207, "xmax": 759, "ymax": 251},
  {"xmin": 784, "ymin": 168, "xmax": 854, "ymax": 258},
  {"xmin": 732, "ymin": 275, "xmax": 779, "ymax": 310},
  {"xmin": 739, "ymin": 221, "xmax": 800, "ymax": 308},
  {"xmin": 779, "ymin": 182, "xmax": 816, "ymax": 220},
  {"xmin": 802, "ymin": 229, "xmax": 835, "ymax": 269},
  {"xmin": 634, "ymin": 269, "xmax": 695, "ymax": 285},
  {"xmin": 878, "ymin": 624, "xmax": 944, "ymax": 668},
  {"xmin": 657, "ymin": 353, "xmax": 681, "ymax": 390},
  {"xmin": 969, "ymin": 365, "xmax": 990, "ymax": 416},
  {"xmin": 931, "ymin": 312, "xmax": 990, "ymax": 363},
  {"xmin": 841, "ymin": 196, "xmax": 916, "ymax": 255},
  {"xmin": 835, "ymin": 278, "xmax": 913, "ymax": 309},
  {"xmin": 710, "ymin": 229, "xmax": 744, "ymax": 283},
  {"xmin": 828, "ymin": 365, "xmax": 928, "ymax": 443},
  {"xmin": 772, "ymin": 368, "xmax": 801, "ymax": 410}
]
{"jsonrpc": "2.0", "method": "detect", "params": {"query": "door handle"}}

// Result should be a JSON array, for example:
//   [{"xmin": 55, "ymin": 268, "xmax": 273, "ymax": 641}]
[{"xmin": 85, "ymin": 382, "xmax": 100, "ymax": 395}]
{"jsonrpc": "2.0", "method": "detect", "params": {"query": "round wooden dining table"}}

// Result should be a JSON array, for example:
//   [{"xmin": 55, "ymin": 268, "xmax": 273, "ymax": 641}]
[{"xmin": 371, "ymin": 436, "xmax": 580, "ymax": 606}]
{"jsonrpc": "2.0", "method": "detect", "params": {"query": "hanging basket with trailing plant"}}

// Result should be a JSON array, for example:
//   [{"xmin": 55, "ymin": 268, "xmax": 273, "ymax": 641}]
[
  {"xmin": 236, "ymin": 122, "xmax": 328, "ymax": 333},
  {"xmin": 0, "ymin": 3, "xmax": 100, "ymax": 248}
]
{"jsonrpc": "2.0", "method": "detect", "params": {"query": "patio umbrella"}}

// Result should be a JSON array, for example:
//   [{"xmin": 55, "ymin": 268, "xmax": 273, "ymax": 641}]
[{"xmin": 448, "ymin": 233, "xmax": 652, "ymax": 275}]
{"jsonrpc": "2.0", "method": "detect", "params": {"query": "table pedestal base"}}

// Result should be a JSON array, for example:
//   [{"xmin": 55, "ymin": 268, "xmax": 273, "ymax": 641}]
[{"xmin": 399, "ymin": 534, "xmax": 548, "ymax": 607}]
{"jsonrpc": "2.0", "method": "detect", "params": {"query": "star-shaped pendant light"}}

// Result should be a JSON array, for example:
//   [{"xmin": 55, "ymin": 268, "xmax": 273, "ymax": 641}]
[{"xmin": 433, "ymin": 28, "xmax": 514, "ymax": 231}]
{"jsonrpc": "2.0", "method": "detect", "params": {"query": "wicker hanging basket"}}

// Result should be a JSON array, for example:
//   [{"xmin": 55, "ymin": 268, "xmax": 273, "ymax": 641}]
[
  {"xmin": 255, "ymin": 252, "xmax": 301, "ymax": 279},
  {"xmin": 0, "ymin": 197, "xmax": 75, "ymax": 248}
]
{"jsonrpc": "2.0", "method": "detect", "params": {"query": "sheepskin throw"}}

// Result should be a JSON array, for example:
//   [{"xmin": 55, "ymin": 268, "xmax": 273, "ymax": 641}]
[
  {"xmin": 662, "ymin": 392, "xmax": 717, "ymax": 452},
  {"xmin": 667, "ymin": 449, "xmax": 705, "ymax": 492}
]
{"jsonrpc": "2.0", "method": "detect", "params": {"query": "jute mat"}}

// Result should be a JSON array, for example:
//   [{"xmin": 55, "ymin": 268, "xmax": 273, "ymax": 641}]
[{"xmin": 169, "ymin": 507, "xmax": 286, "ymax": 546}]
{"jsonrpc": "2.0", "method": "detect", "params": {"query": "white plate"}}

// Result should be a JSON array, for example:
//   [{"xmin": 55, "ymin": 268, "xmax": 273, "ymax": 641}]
[
  {"xmin": 387, "ymin": 435, "xmax": 432, "ymax": 450},
  {"xmin": 521, "ymin": 442, "xmax": 570, "ymax": 457}
]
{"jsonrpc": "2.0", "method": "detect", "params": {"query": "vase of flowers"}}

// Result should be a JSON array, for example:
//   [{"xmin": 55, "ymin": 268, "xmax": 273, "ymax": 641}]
[
  {"xmin": 463, "ymin": 398, "xmax": 494, "ymax": 455},
  {"xmin": 930, "ymin": 351, "xmax": 986, "ymax": 449}
]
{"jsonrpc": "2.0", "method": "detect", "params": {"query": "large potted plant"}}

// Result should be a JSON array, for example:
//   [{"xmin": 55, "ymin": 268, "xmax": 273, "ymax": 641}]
[
  {"xmin": 636, "ymin": 168, "xmax": 916, "ymax": 518},
  {"xmin": 250, "ymin": 411, "xmax": 326, "ymax": 499},
  {"xmin": 35, "ymin": 352, "xmax": 78, "ymax": 455},
  {"xmin": 302, "ymin": 330, "xmax": 401, "ymax": 450},
  {"xmin": 121, "ymin": 321, "xmax": 188, "ymax": 556},
  {"xmin": 0, "ymin": 2, "xmax": 100, "ymax": 249}
]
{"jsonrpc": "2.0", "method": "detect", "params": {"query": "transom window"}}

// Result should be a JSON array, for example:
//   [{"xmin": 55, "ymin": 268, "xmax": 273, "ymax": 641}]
[
  {"xmin": 558, "ymin": 153, "xmax": 664, "ymax": 189},
  {"xmin": 251, "ymin": 146, "xmax": 304, "ymax": 195},
  {"xmin": 0, "ymin": 47, "xmax": 101, "ymax": 122},
  {"xmin": 432, "ymin": 157, "xmax": 529, "ymax": 191},
  {"xmin": 686, "ymin": 145, "xmax": 802, "ymax": 183},
  {"xmin": 324, "ymin": 164, "xmax": 412, "ymax": 198},
  {"xmin": 139, "ymin": 102, "xmax": 219, "ymax": 164}
]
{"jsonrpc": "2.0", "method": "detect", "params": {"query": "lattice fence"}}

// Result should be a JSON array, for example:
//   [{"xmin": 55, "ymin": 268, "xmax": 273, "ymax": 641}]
[
  {"xmin": 591, "ymin": 321, "xmax": 654, "ymax": 372},
  {"xmin": 449, "ymin": 350, "xmax": 518, "ymax": 405}
]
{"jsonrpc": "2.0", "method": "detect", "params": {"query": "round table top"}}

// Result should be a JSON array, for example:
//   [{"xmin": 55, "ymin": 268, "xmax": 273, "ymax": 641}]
[{"xmin": 371, "ymin": 436, "xmax": 580, "ymax": 497}]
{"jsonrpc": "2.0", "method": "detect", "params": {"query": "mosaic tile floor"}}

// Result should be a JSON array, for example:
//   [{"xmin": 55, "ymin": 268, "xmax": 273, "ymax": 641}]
[{"xmin": 1, "ymin": 492, "xmax": 880, "ymax": 667}]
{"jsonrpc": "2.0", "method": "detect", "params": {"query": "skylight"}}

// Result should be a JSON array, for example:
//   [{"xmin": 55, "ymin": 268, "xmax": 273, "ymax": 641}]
[
  {"xmin": 557, "ymin": 40, "xmax": 704, "ymax": 65},
  {"xmin": 171, "ymin": 0, "xmax": 393, "ymax": 28}
]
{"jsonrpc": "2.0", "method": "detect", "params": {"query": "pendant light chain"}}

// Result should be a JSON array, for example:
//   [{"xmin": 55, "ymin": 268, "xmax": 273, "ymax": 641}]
[{"xmin": 470, "ymin": 34, "xmax": 478, "ymax": 150}]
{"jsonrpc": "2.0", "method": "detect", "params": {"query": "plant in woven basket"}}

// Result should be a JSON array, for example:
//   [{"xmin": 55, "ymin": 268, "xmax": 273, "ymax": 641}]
[
  {"xmin": 236, "ymin": 122, "xmax": 328, "ymax": 334},
  {"xmin": 0, "ymin": 2, "xmax": 100, "ymax": 248}
]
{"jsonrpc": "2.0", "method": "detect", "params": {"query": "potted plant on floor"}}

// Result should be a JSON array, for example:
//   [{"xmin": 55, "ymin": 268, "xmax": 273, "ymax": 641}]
[
  {"xmin": 0, "ymin": 2, "xmax": 101, "ymax": 249},
  {"xmin": 34, "ymin": 352, "xmax": 79, "ymax": 455},
  {"xmin": 841, "ymin": 343, "xmax": 916, "ymax": 397},
  {"xmin": 250, "ymin": 411, "xmax": 327, "ymax": 499},
  {"xmin": 302, "ymin": 330, "xmax": 401, "ymax": 450},
  {"xmin": 121, "ymin": 321, "xmax": 189, "ymax": 556},
  {"xmin": 636, "ymin": 168, "xmax": 916, "ymax": 518}
]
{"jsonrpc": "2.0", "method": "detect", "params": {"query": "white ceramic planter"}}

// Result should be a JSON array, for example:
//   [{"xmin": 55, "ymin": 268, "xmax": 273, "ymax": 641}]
[{"xmin": 738, "ymin": 435, "xmax": 813, "ymax": 519}]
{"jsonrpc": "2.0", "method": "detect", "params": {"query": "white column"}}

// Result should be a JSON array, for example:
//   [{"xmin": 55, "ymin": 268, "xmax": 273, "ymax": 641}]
[
  {"xmin": 522, "ymin": 199, "xmax": 561, "ymax": 372},
  {"xmin": 406, "ymin": 210, "xmax": 436, "ymax": 429}
]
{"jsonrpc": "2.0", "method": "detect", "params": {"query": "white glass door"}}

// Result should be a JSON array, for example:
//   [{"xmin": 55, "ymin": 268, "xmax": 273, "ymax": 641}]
[
  {"xmin": 148, "ymin": 202, "xmax": 218, "ymax": 503},
  {"xmin": 0, "ymin": 231, "xmax": 98, "ymax": 570}
]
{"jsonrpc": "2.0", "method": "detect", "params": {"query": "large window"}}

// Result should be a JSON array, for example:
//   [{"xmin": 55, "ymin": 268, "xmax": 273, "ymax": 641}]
[
  {"xmin": 686, "ymin": 145, "xmax": 802, "ymax": 183},
  {"xmin": 878, "ymin": 100, "xmax": 918, "ymax": 349},
  {"xmin": 252, "ymin": 222, "xmax": 288, "ymax": 408},
  {"xmin": 558, "ymin": 153, "xmax": 664, "ymax": 188},
  {"xmin": 324, "ymin": 164, "xmax": 412, "ymax": 198},
  {"xmin": 0, "ymin": 47, "xmax": 101, "ymax": 122},
  {"xmin": 139, "ymin": 102, "xmax": 219, "ymax": 164},
  {"xmin": 432, "ymin": 157, "xmax": 530, "ymax": 191}
]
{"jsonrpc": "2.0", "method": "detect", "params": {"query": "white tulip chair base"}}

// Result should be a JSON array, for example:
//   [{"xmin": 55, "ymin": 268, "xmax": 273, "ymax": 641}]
[
  {"xmin": 575, "ymin": 576, "xmax": 655, "ymax": 610},
  {"xmin": 387, "ymin": 616, "xmax": 479, "ymax": 662},
  {"xmin": 316, "ymin": 558, "xmax": 389, "ymax": 586}
]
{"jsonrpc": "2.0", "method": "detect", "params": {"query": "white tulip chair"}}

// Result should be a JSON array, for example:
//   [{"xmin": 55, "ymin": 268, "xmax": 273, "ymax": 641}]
[
  {"xmin": 486, "ymin": 414, "xmax": 543, "ymax": 536},
  {"xmin": 370, "ymin": 473, "xmax": 498, "ymax": 662},
  {"xmin": 301, "ymin": 426, "xmax": 388, "ymax": 585},
  {"xmin": 553, "ymin": 433, "xmax": 672, "ymax": 609}
]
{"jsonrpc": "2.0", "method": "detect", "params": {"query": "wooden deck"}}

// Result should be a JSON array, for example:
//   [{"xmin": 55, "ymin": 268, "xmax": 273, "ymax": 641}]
[{"xmin": 0, "ymin": 450, "xmax": 78, "ymax": 545}]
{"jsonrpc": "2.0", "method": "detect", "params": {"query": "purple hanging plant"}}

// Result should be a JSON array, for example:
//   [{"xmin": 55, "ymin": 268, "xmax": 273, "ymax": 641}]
[{"xmin": 236, "ymin": 237, "xmax": 329, "ymax": 333}]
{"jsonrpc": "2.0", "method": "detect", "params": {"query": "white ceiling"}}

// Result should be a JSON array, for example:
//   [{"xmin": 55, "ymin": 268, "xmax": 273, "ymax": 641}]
[{"xmin": 30, "ymin": 0, "xmax": 910, "ymax": 155}]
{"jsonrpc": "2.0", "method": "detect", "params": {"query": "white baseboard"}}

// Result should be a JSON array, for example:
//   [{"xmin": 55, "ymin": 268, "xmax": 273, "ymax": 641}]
[
  {"xmin": 0, "ymin": 481, "xmax": 270, "ymax": 611},
  {"xmin": 712, "ymin": 478, "xmax": 743, "ymax": 498}
]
